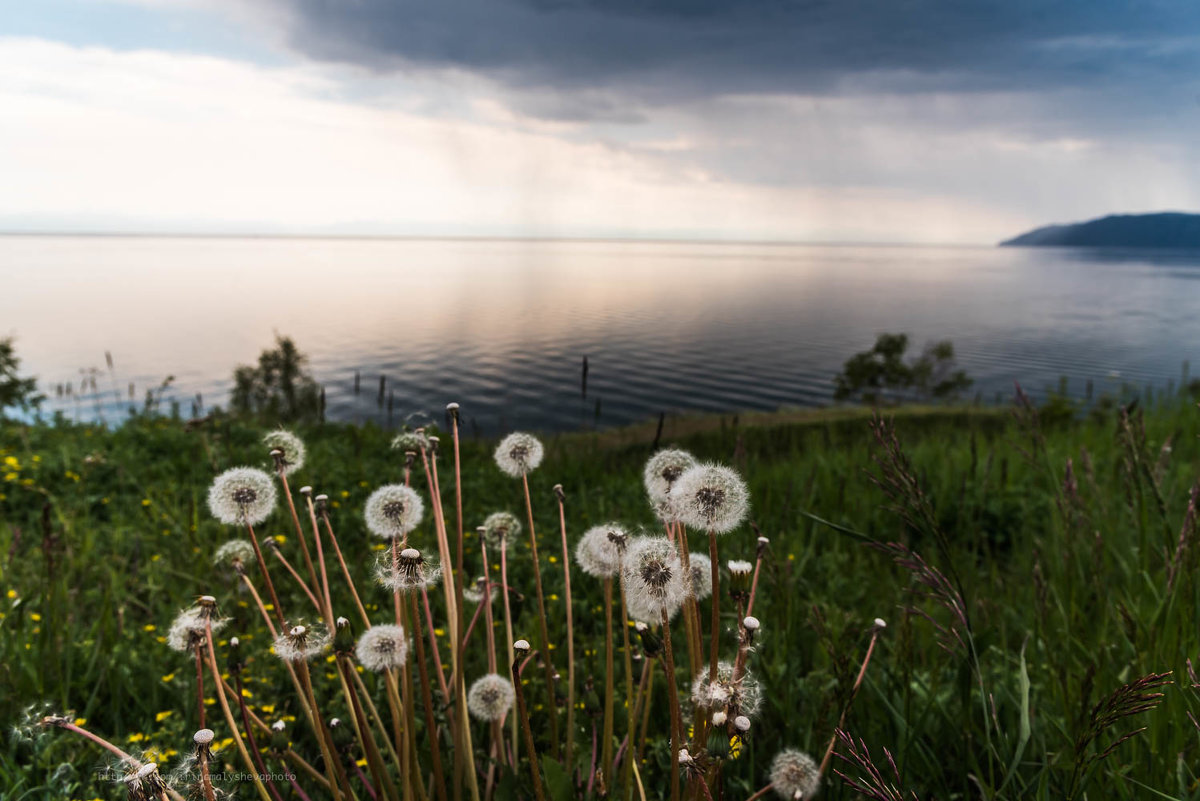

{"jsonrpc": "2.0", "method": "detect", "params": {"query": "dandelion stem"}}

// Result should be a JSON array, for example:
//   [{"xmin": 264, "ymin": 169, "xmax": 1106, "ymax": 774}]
[
  {"xmin": 601, "ymin": 577, "xmax": 616, "ymax": 789},
  {"xmin": 818, "ymin": 626, "xmax": 882, "ymax": 777},
  {"xmin": 197, "ymin": 736, "xmax": 218, "ymax": 801},
  {"xmin": 246, "ymin": 521, "xmax": 285, "ymax": 627},
  {"xmin": 499, "ymin": 543, "xmax": 518, "ymax": 762},
  {"xmin": 234, "ymin": 673, "xmax": 287, "ymax": 801},
  {"xmin": 268, "ymin": 542, "xmax": 323, "ymax": 614},
  {"xmin": 743, "ymin": 784, "xmax": 773, "ymax": 801},
  {"xmin": 420, "ymin": 585, "xmax": 452, "ymax": 702},
  {"xmin": 338, "ymin": 655, "xmax": 400, "ymax": 801},
  {"xmin": 480, "ymin": 542, "xmax": 499, "ymax": 674},
  {"xmin": 204, "ymin": 621, "xmax": 273, "ymax": 801},
  {"xmin": 520, "ymin": 470, "xmax": 561, "ymax": 760},
  {"xmin": 194, "ymin": 647, "xmax": 207, "ymax": 729},
  {"xmin": 277, "ymin": 469, "xmax": 321, "ymax": 599},
  {"xmin": 321, "ymin": 507, "xmax": 372, "ymax": 629},
  {"xmin": 660, "ymin": 611, "xmax": 683, "ymax": 801},
  {"xmin": 616, "ymin": 577, "xmax": 636, "ymax": 801},
  {"xmin": 512, "ymin": 650, "xmax": 548, "ymax": 801},
  {"xmin": 745, "ymin": 546, "xmax": 765, "ymax": 619},
  {"xmin": 302, "ymin": 494, "xmax": 336, "ymax": 628},
  {"xmin": 44, "ymin": 720, "xmax": 187, "ymax": 801},
  {"xmin": 707, "ymin": 531, "xmax": 720, "ymax": 687},
  {"xmin": 555, "ymin": 488, "xmax": 577, "ymax": 770},
  {"xmin": 295, "ymin": 658, "xmax": 353, "ymax": 801},
  {"xmin": 409, "ymin": 593, "xmax": 451, "ymax": 801}
]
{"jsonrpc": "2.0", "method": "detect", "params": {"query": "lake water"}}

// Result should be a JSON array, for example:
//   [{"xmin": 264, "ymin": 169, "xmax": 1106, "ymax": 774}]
[{"xmin": 5, "ymin": 236, "xmax": 1200, "ymax": 433}]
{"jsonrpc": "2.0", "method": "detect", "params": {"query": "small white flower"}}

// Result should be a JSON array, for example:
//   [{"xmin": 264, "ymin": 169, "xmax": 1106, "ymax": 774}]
[
  {"xmin": 769, "ymin": 750, "xmax": 820, "ymax": 800},
  {"xmin": 494, "ymin": 433, "xmax": 544, "ymax": 478},
  {"xmin": 575, "ymin": 524, "xmax": 628, "ymax": 579},
  {"xmin": 673, "ymin": 463, "xmax": 750, "ymax": 534},
  {"xmin": 208, "ymin": 467, "xmax": 277, "ymax": 526},
  {"xmin": 467, "ymin": 674, "xmax": 515, "ymax": 722},
  {"xmin": 643, "ymin": 449, "xmax": 697, "ymax": 502},
  {"xmin": 481, "ymin": 512, "xmax": 522, "ymax": 549},
  {"xmin": 355, "ymin": 624, "xmax": 408, "ymax": 672},
  {"xmin": 364, "ymin": 485, "xmax": 425, "ymax": 539},
  {"xmin": 263, "ymin": 430, "xmax": 306, "ymax": 475}
]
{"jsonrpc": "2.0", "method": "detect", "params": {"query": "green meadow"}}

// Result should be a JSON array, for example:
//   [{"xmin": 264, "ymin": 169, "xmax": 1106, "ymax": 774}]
[{"xmin": 2, "ymin": 394, "xmax": 1199, "ymax": 800}]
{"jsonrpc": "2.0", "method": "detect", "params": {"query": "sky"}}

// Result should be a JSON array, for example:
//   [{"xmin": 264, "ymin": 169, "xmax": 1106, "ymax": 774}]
[{"xmin": 2, "ymin": 0, "xmax": 1200, "ymax": 243}]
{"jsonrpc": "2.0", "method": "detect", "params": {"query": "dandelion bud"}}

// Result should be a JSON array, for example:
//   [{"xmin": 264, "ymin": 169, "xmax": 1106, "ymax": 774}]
[
  {"xmin": 329, "ymin": 717, "xmax": 354, "ymax": 751},
  {"xmin": 743, "ymin": 616, "xmax": 760, "ymax": 631},
  {"xmin": 727, "ymin": 559, "xmax": 753, "ymax": 602},
  {"xmin": 300, "ymin": 486, "xmax": 313, "ymax": 495},
  {"xmin": 514, "ymin": 639, "xmax": 531, "ymax": 653},
  {"xmin": 333, "ymin": 617, "xmax": 355, "ymax": 654},
  {"xmin": 712, "ymin": 710, "xmax": 727, "ymax": 726},
  {"xmin": 446, "ymin": 402, "xmax": 461, "ymax": 426},
  {"xmin": 755, "ymin": 536, "xmax": 770, "ymax": 559},
  {"xmin": 315, "ymin": 494, "xmax": 329, "ymax": 513},
  {"xmin": 269, "ymin": 720, "xmax": 289, "ymax": 752},
  {"xmin": 553, "ymin": 483, "xmax": 565, "ymax": 502},
  {"xmin": 733, "ymin": 715, "xmax": 751, "ymax": 732},
  {"xmin": 635, "ymin": 623, "xmax": 662, "ymax": 658},
  {"xmin": 873, "ymin": 617, "xmax": 887, "ymax": 630},
  {"xmin": 707, "ymin": 735, "xmax": 730, "ymax": 760},
  {"xmin": 226, "ymin": 636, "xmax": 243, "ymax": 674}
]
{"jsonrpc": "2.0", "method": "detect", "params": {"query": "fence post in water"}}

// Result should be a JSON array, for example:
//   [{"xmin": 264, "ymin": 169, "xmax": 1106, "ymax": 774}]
[
  {"xmin": 581, "ymin": 356, "xmax": 589, "ymax": 399},
  {"xmin": 354, "ymin": 371, "xmax": 360, "ymax": 395},
  {"xmin": 378, "ymin": 375, "xmax": 386, "ymax": 406},
  {"xmin": 319, "ymin": 386, "xmax": 326, "ymax": 423},
  {"xmin": 651, "ymin": 411, "xmax": 665, "ymax": 451}
]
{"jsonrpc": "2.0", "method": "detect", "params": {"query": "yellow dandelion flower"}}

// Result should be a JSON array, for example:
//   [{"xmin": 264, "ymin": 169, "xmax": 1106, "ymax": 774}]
[
  {"xmin": 162, "ymin": 673, "xmax": 175, "ymax": 683},
  {"xmin": 30, "ymin": 613, "xmax": 41, "ymax": 622},
  {"xmin": 143, "ymin": 624, "xmax": 156, "ymax": 632},
  {"xmin": 155, "ymin": 710, "xmax": 173, "ymax": 722}
]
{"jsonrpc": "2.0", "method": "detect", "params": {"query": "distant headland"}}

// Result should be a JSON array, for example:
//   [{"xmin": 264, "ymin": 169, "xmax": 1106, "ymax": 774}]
[{"xmin": 1000, "ymin": 212, "xmax": 1200, "ymax": 248}]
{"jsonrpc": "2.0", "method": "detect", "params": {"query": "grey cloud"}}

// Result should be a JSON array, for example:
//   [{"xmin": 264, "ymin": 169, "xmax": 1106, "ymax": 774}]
[{"xmin": 265, "ymin": 0, "xmax": 1200, "ymax": 106}]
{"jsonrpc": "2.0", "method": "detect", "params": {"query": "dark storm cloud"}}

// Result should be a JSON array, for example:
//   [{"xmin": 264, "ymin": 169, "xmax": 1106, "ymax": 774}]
[{"xmin": 271, "ymin": 0, "xmax": 1200, "ymax": 103}]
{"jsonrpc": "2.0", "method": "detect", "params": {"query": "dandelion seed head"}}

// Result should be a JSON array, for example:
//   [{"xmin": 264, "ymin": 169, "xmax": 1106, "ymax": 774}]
[
  {"xmin": 263, "ymin": 430, "xmax": 306, "ymax": 475},
  {"xmin": 769, "ymin": 750, "xmax": 820, "ymax": 801},
  {"xmin": 691, "ymin": 662, "xmax": 762, "ymax": 718},
  {"xmin": 494, "ymin": 433, "xmax": 544, "ymax": 478},
  {"xmin": 463, "ymin": 577, "xmax": 497, "ymax": 605},
  {"xmin": 212, "ymin": 539, "xmax": 256, "ymax": 571},
  {"xmin": 514, "ymin": 639, "xmax": 530, "ymax": 652},
  {"xmin": 643, "ymin": 449, "xmax": 697, "ymax": 501},
  {"xmin": 468, "ymin": 673, "xmax": 515, "ymax": 722},
  {"xmin": 364, "ymin": 485, "xmax": 425, "ymax": 539},
  {"xmin": 481, "ymin": 512, "xmax": 522, "ymax": 549},
  {"xmin": 688, "ymin": 552, "xmax": 713, "ymax": 600},
  {"xmin": 374, "ymin": 548, "xmax": 442, "ymax": 593},
  {"xmin": 874, "ymin": 617, "xmax": 887, "ymax": 629},
  {"xmin": 167, "ymin": 607, "xmax": 226, "ymax": 653},
  {"xmin": 391, "ymin": 430, "xmax": 431, "ymax": 454},
  {"xmin": 673, "ymin": 464, "xmax": 749, "ymax": 534},
  {"xmin": 272, "ymin": 720, "xmax": 286, "ymax": 732},
  {"xmin": 743, "ymin": 616, "xmax": 760, "ymax": 631},
  {"xmin": 355, "ymin": 624, "xmax": 408, "ymax": 672},
  {"xmin": 576, "ymin": 524, "xmax": 628, "ymax": 579},
  {"xmin": 727, "ymin": 560, "xmax": 753, "ymax": 576},
  {"xmin": 273, "ymin": 623, "xmax": 330, "ymax": 663},
  {"xmin": 207, "ymin": 467, "xmax": 277, "ymax": 526},
  {"xmin": 623, "ymin": 537, "xmax": 687, "ymax": 622},
  {"xmin": 734, "ymin": 716, "xmax": 751, "ymax": 732}
]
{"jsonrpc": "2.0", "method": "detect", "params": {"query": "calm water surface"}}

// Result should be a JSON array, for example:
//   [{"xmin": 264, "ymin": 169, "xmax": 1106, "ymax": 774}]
[{"xmin": 5, "ymin": 236, "xmax": 1200, "ymax": 433}]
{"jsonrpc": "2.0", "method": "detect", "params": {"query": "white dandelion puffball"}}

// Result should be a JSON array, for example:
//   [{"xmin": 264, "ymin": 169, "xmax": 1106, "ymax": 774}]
[
  {"xmin": 494, "ymin": 432, "xmax": 544, "ymax": 478},
  {"xmin": 643, "ymin": 449, "xmax": 697, "ymax": 501},
  {"xmin": 673, "ymin": 463, "xmax": 750, "ymax": 534},
  {"xmin": 274, "ymin": 624, "xmax": 330, "ymax": 663},
  {"xmin": 468, "ymin": 674, "xmax": 516, "ymax": 722},
  {"xmin": 481, "ymin": 511, "xmax": 523, "ymax": 549},
  {"xmin": 355, "ymin": 624, "xmax": 408, "ymax": 672},
  {"xmin": 769, "ymin": 750, "xmax": 820, "ymax": 801},
  {"xmin": 213, "ymin": 539, "xmax": 256, "ymax": 570},
  {"xmin": 463, "ymin": 577, "xmax": 497, "ymax": 605},
  {"xmin": 687, "ymin": 553, "xmax": 713, "ymax": 600},
  {"xmin": 691, "ymin": 661, "xmax": 763, "ymax": 718},
  {"xmin": 375, "ymin": 549, "xmax": 442, "ymax": 593},
  {"xmin": 391, "ymin": 430, "xmax": 431, "ymax": 454},
  {"xmin": 622, "ymin": 537, "xmax": 688, "ymax": 622},
  {"xmin": 263, "ymin": 430, "xmax": 306, "ymax": 475},
  {"xmin": 167, "ymin": 608, "xmax": 226, "ymax": 653},
  {"xmin": 208, "ymin": 467, "xmax": 277, "ymax": 526},
  {"xmin": 575, "ymin": 524, "xmax": 628, "ymax": 579},
  {"xmin": 364, "ymin": 485, "xmax": 425, "ymax": 539}
]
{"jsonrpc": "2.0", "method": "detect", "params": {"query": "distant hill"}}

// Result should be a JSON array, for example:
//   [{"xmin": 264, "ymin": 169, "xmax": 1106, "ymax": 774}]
[{"xmin": 1000, "ymin": 212, "xmax": 1200, "ymax": 248}]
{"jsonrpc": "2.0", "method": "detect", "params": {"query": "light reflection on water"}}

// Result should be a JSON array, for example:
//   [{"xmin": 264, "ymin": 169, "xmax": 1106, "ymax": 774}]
[{"xmin": 4, "ymin": 236, "xmax": 1199, "ymax": 433}]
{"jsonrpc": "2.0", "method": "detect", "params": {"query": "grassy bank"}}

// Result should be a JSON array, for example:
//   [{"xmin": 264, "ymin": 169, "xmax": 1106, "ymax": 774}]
[{"xmin": 2, "ymin": 397, "xmax": 1199, "ymax": 800}]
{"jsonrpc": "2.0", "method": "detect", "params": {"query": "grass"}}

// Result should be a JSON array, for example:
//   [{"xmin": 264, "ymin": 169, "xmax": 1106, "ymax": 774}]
[{"xmin": 2, "ymin": 393, "xmax": 1199, "ymax": 800}]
